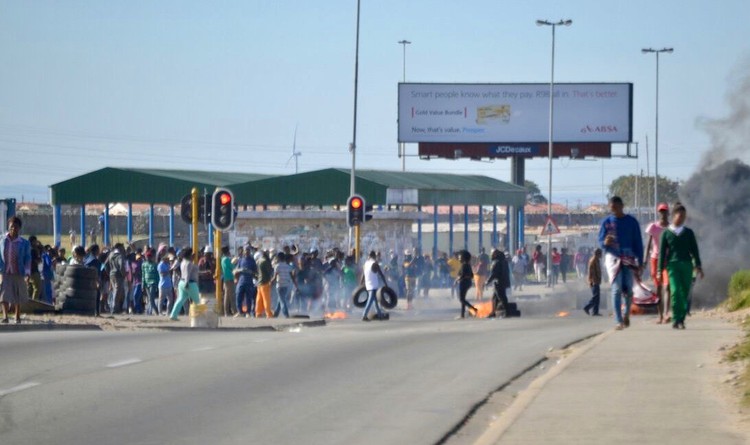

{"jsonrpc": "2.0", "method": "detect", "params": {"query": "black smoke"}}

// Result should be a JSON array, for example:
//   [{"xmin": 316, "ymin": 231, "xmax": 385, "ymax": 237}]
[{"xmin": 678, "ymin": 61, "xmax": 750, "ymax": 307}]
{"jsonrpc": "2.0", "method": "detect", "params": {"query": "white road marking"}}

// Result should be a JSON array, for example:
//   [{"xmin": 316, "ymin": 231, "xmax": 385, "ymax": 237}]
[
  {"xmin": 0, "ymin": 382, "xmax": 40, "ymax": 397},
  {"xmin": 192, "ymin": 346, "xmax": 216, "ymax": 352},
  {"xmin": 106, "ymin": 358, "xmax": 143, "ymax": 368}
]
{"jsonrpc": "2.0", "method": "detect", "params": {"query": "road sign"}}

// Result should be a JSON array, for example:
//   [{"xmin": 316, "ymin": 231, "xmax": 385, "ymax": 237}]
[{"xmin": 541, "ymin": 216, "xmax": 561, "ymax": 236}]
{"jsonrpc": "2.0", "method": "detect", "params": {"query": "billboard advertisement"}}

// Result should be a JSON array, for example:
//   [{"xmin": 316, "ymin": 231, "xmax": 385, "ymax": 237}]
[{"xmin": 398, "ymin": 83, "xmax": 632, "ymax": 143}]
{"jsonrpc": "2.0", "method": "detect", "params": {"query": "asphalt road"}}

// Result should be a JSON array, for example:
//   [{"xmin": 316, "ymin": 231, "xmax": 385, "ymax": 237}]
[{"xmin": 0, "ymin": 309, "xmax": 610, "ymax": 445}]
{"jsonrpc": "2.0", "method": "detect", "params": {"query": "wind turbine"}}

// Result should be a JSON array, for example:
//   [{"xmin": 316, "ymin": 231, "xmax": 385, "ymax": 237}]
[{"xmin": 285, "ymin": 124, "xmax": 302, "ymax": 174}]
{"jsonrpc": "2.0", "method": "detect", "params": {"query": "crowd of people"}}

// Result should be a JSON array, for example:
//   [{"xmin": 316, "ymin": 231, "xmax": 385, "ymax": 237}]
[{"xmin": 0, "ymin": 196, "xmax": 704, "ymax": 327}]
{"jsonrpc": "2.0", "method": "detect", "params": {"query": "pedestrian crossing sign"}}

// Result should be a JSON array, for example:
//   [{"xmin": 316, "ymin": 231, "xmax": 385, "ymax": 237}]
[{"xmin": 541, "ymin": 216, "xmax": 561, "ymax": 236}]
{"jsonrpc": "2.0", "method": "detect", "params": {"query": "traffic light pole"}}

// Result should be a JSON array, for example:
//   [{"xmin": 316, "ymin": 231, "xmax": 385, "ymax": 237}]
[
  {"xmin": 191, "ymin": 187, "xmax": 199, "ymax": 262},
  {"xmin": 214, "ymin": 228, "xmax": 223, "ymax": 314},
  {"xmin": 354, "ymin": 224, "xmax": 361, "ymax": 263}
]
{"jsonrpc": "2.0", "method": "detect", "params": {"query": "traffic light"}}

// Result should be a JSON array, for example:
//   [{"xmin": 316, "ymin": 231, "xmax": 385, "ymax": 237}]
[
  {"xmin": 347, "ymin": 194, "xmax": 365, "ymax": 227},
  {"xmin": 200, "ymin": 193, "xmax": 211, "ymax": 225},
  {"xmin": 180, "ymin": 194, "xmax": 193, "ymax": 224},
  {"xmin": 212, "ymin": 188, "xmax": 235, "ymax": 231}
]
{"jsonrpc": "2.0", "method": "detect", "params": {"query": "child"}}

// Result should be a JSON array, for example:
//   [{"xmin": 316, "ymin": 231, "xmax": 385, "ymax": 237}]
[
  {"xmin": 657, "ymin": 204, "xmax": 704, "ymax": 329},
  {"xmin": 584, "ymin": 248, "xmax": 603, "ymax": 316}
]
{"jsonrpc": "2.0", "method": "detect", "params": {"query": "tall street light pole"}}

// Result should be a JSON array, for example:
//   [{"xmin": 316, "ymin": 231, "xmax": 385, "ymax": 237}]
[
  {"xmin": 537, "ymin": 19, "xmax": 572, "ymax": 288},
  {"xmin": 398, "ymin": 39, "xmax": 411, "ymax": 172},
  {"xmin": 642, "ymin": 47, "xmax": 673, "ymax": 212},
  {"xmin": 350, "ymin": 0, "xmax": 362, "ymax": 197}
]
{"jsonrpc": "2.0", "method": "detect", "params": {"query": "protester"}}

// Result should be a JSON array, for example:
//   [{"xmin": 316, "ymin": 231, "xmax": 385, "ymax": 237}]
[
  {"xmin": 158, "ymin": 253, "xmax": 175, "ymax": 316},
  {"xmin": 486, "ymin": 249, "xmax": 510, "ymax": 318},
  {"xmin": 560, "ymin": 247, "xmax": 570, "ymax": 283},
  {"xmin": 550, "ymin": 247, "xmax": 561, "ymax": 285},
  {"xmin": 107, "ymin": 243, "xmax": 127, "ymax": 314},
  {"xmin": 255, "ymin": 250, "xmax": 274, "ymax": 318},
  {"xmin": 361, "ymin": 250, "xmax": 386, "ymax": 321},
  {"xmin": 403, "ymin": 250, "xmax": 418, "ymax": 310},
  {"xmin": 511, "ymin": 249, "xmax": 526, "ymax": 291},
  {"xmin": 220, "ymin": 246, "xmax": 237, "ymax": 316},
  {"xmin": 169, "ymin": 248, "xmax": 199, "ymax": 321},
  {"xmin": 599, "ymin": 196, "xmax": 644, "ymax": 331},
  {"xmin": 532, "ymin": 245, "xmax": 546, "ymax": 284},
  {"xmin": 83, "ymin": 244, "xmax": 102, "ymax": 316},
  {"xmin": 234, "ymin": 245, "xmax": 257, "ymax": 317},
  {"xmin": 583, "ymin": 248, "xmax": 603, "ymax": 316},
  {"xmin": 142, "ymin": 249, "xmax": 160, "ymax": 315},
  {"xmin": 0, "ymin": 216, "xmax": 31, "ymax": 324},
  {"xmin": 27, "ymin": 236, "xmax": 43, "ymax": 300},
  {"xmin": 272, "ymin": 252, "xmax": 296, "ymax": 318},
  {"xmin": 198, "ymin": 246, "xmax": 216, "ymax": 295},
  {"xmin": 658, "ymin": 204, "xmax": 704, "ymax": 330},
  {"xmin": 474, "ymin": 247, "xmax": 490, "ymax": 301},
  {"xmin": 645, "ymin": 203, "xmax": 671, "ymax": 324},
  {"xmin": 455, "ymin": 250, "xmax": 477, "ymax": 319}
]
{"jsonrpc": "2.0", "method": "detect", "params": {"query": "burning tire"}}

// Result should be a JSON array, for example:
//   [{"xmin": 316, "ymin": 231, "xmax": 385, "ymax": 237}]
[
  {"xmin": 378, "ymin": 286, "xmax": 398, "ymax": 309},
  {"xmin": 352, "ymin": 285, "xmax": 368, "ymax": 308}
]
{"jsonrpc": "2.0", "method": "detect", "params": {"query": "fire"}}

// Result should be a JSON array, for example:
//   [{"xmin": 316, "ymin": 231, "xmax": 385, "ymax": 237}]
[
  {"xmin": 325, "ymin": 311, "xmax": 348, "ymax": 320},
  {"xmin": 474, "ymin": 302, "xmax": 494, "ymax": 318},
  {"xmin": 557, "ymin": 311, "xmax": 570, "ymax": 318}
]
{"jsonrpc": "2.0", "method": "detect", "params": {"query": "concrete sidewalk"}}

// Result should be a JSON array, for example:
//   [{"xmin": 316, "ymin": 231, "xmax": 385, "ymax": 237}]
[{"xmin": 480, "ymin": 316, "xmax": 748, "ymax": 445}]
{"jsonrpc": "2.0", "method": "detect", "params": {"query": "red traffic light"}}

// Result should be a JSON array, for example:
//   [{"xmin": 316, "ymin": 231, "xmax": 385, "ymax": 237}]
[
  {"xmin": 219, "ymin": 192, "xmax": 231, "ymax": 205},
  {"xmin": 350, "ymin": 197, "xmax": 363, "ymax": 209}
]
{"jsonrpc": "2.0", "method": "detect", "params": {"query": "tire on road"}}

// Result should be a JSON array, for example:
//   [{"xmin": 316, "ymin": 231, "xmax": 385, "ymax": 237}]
[
  {"xmin": 378, "ymin": 286, "xmax": 398, "ymax": 309},
  {"xmin": 64, "ymin": 265, "xmax": 98, "ymax": 281},
  {"xmin": 352, "ymin": 285, "xmax": 368, "ymax": 308},
  {"xmin": 63, "ymin": 288, "xmax": 98, "ymax": 302},
  {"xmin": 63, "ymin": 298, "xmax": 97, "ymax": 314},
  {"xmin": 63, "ymin": 277, "xmax": 98, "ymax": 291}
]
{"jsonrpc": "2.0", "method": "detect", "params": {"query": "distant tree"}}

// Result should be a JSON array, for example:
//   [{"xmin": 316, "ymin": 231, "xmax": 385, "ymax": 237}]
[
  {"xmin": 608, "ymin": 174, "xmax": 680, "ymax": 207},
  {"xmin": 524, "ymin": 180, "xmax": 548, "ymax": 205}
]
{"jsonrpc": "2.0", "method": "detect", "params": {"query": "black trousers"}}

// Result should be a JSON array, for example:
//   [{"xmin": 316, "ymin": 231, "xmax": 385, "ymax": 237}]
[
  {"xmin": 584, "ymin": 284, "xmax": 600, "ymax": 314},
  {"xmin": 458, "ymin": 282, "xmax": 476, "ymax": 317},
  {"xmin": 493, "ymin": 283, "xmax": 509, "ymax": 315}
]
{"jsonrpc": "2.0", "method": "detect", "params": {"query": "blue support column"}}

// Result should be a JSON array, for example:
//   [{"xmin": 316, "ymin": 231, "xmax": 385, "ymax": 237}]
[
  {"xmin": 208, "ymin": 223, "xmax": 214, "ymax": 250},
  {"xmin": 433, "ymin": 204, "xmax": 438, "ymax": 258},
  {"xmin": 463, "ymin": 205, "xmax": 469, "ymax": 252},
  {"xmin": 478, "ymin": 205, "xmax": 483, "ymax": 252},
  {"xmin": 518, "ymin": 208, "xmax": 526, "ymax": 248},
  {"xmin": 492, "ymin": 206, "xmax": 498, "ymax": 248},
  {"xmin": 417, "ymin": 206, "xmax": 422, "ymax": 250},
  {"xmin": 148, "ymin": 203, "xmax": 155, "ymax": 247},
  {"xmin": 79, "ymin": 205, "xmax": 86, "ymax": 247},
  {"xmin": 54, "ymin": 204, "xmax": 62, "ymax": 247},
  {"xmin": 504, "ymin": 206, "xmax": 510, "ymax": 250},
  {"xmin": 127, "ymin": 202, "xmax": 133, "ymax": 243},
  {"xmin": 169, "ymin": 205, "xmax": 175, "ymax": 247},
  {"xmin": 448, "ymin": 206, "xmax": 454, "ymax": 255},
  {"xmin": 104, "ymin": 204, "xmax": 110, "ymax": 246}
]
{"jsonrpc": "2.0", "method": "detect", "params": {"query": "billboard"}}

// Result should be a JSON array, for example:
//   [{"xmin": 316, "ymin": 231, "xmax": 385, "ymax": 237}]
[{"xmin": 398, "ymin": 83, "xmax": 632, "ymax": 143}]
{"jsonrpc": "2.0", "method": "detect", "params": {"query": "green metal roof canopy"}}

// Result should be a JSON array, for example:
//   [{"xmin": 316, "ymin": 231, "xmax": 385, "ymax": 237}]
[
  {"xmin": 50, "ymin": 167, "xmax": 272, "ymax": 205},
  {"xmin": 231, "ymin": 168, "xmax": 526, "ymax": 207}
]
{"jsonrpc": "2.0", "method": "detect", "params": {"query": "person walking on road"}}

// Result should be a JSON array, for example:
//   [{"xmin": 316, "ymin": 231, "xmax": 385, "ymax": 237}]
[
  {"xmin": 486, "ymin": 249, "xmax": 510, "ymax": 318},
  {"xmin": 658, "ymin": 204, "xmax": 703, "ymax": 330},
  {"xmin": 645, "ymin": 203, "xmax": 672, "ymax": 324},
  {"xmin": 361, "ymin": 251, "xmax": 386, "ymax": 321},
  {"xmin": 532, "ymin": 245, "xmax": 546, "ymax": 284},
  {"xmin": 599, "ymin": 196, "xmax": 644, "ymax": 331},
  {"xmin": 455, "ymin": 250, "xmax": 478, "ymax": 319},
  {"xmin": 169, "ymin": 248, "xmax": 200, "ymax": 321},
  {"xmin": 272, "ymin": 252, "xmax": 297, "ymax": 318},
  {"xmin": 142, "ymin": 249, "xmax": 160, "ymax": 315},
  {"xmin": 474, "ymin": 247, "xmax": 490, "ymax": 301},
  {"xmin": 234, "ymin": 246, "xmax": 257, "ymax": 317},
  {"xmin": 157, "ymin": 253, "xmax": 174, "ymax": 316},
  {"xmin": 583, "ymin": 248, "xmax": 603, "ymax": 316},
  {"xmin": 220, "ymin": 246, "xmax": 237, "ymax": 316},
  {"xmin": 255, "ymin": 250, "xmax": 274, "ymax": 318},
  {"xmin": 0, "ymin": 216, "xmax": 31, "ymax": 324},
  {"xmin": 107, "ymin": 243, "xmax": 127, "ymax": 314}
]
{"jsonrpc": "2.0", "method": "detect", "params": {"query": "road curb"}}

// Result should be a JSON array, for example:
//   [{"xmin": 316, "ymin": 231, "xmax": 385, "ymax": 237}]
[
  {"xmin": 0, "ymin": 319, "xmax": 326, "ymax": 333},
  {"xmin": 0, "ymin": 324, "xmax": 103, "ymax": 333},
  {"xmin": 473, "ymin": 328, "xmax": 614, "ymax": 445}
]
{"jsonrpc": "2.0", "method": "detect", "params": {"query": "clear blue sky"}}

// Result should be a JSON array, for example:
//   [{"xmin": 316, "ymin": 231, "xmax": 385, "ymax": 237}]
[{"xmin": 1, "ymin": 0, "xmax": 748, "ymax": 205}]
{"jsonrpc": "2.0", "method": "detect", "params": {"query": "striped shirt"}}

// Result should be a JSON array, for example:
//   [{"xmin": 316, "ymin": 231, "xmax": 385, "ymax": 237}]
[{"xmin": 274, "ymin": 262, "xmax": 294, "ymax": 288}]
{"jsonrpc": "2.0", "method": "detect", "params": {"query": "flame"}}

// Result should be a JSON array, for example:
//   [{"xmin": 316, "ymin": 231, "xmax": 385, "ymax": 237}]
[
  {"xmin": 556, "ymin": 311, "xmax": 570, "ymax": 318},
  {"xmin": 325, "ymin": 311, "xmax": 348, "ymax": 320},
  {"xmin": 474, "ymin": 302, "xmax": 494, "ymax": 318}
]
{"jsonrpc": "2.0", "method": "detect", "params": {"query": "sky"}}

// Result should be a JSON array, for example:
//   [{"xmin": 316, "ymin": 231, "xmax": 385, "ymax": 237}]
[{"xmin": 0, "ymin": 0, "xmax": 748, "ymax": 206}]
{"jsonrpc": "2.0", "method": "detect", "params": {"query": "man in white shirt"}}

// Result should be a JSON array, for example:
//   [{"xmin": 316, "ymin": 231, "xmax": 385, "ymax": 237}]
[{"xmin": 361, "ymin": 251, "xmax": 387, "ymax": 322}]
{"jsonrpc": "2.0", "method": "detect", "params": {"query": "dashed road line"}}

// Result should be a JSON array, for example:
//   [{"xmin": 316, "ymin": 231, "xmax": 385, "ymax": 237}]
[
  {"xmin": 106, "ymin": 358, "xmax": 143, "ymax": 368},
  {"xmin": 0, "ymin": 382, "xmax": 40, "ymax": 397}
]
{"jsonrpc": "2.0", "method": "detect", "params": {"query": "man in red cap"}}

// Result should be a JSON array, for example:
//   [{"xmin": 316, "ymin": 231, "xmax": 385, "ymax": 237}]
[{"xmin": 645, "ymin": 203, "xmax": 671, "ymax": 324}]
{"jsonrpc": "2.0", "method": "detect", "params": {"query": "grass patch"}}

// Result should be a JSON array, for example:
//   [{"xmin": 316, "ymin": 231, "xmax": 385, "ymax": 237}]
[
  {"xmin": 724, "ymin": 270, "xmax": 750, "ymax": 405},
  {"xmin": 727, "ymin": 270, "xmax": 750, "ymax": 312}
]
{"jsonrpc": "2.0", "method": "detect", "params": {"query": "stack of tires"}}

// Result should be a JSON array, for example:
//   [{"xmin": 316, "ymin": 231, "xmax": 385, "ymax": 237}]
[{"xmin": 57, "ymin": 264, "xmax": 99, "ymax": 314}]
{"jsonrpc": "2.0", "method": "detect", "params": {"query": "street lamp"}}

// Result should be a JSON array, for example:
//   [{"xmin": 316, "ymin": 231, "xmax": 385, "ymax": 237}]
[
  {"xmin": 642, "ymin": 47, "xmax": 673, "ymax": 217},
  {"xmin": 537, "ymin": 19, "xmax": 572, "ymax": 287},
  {"xmin": 398, "ymin": 39, "xmax": 411, "ymax": 172}
]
